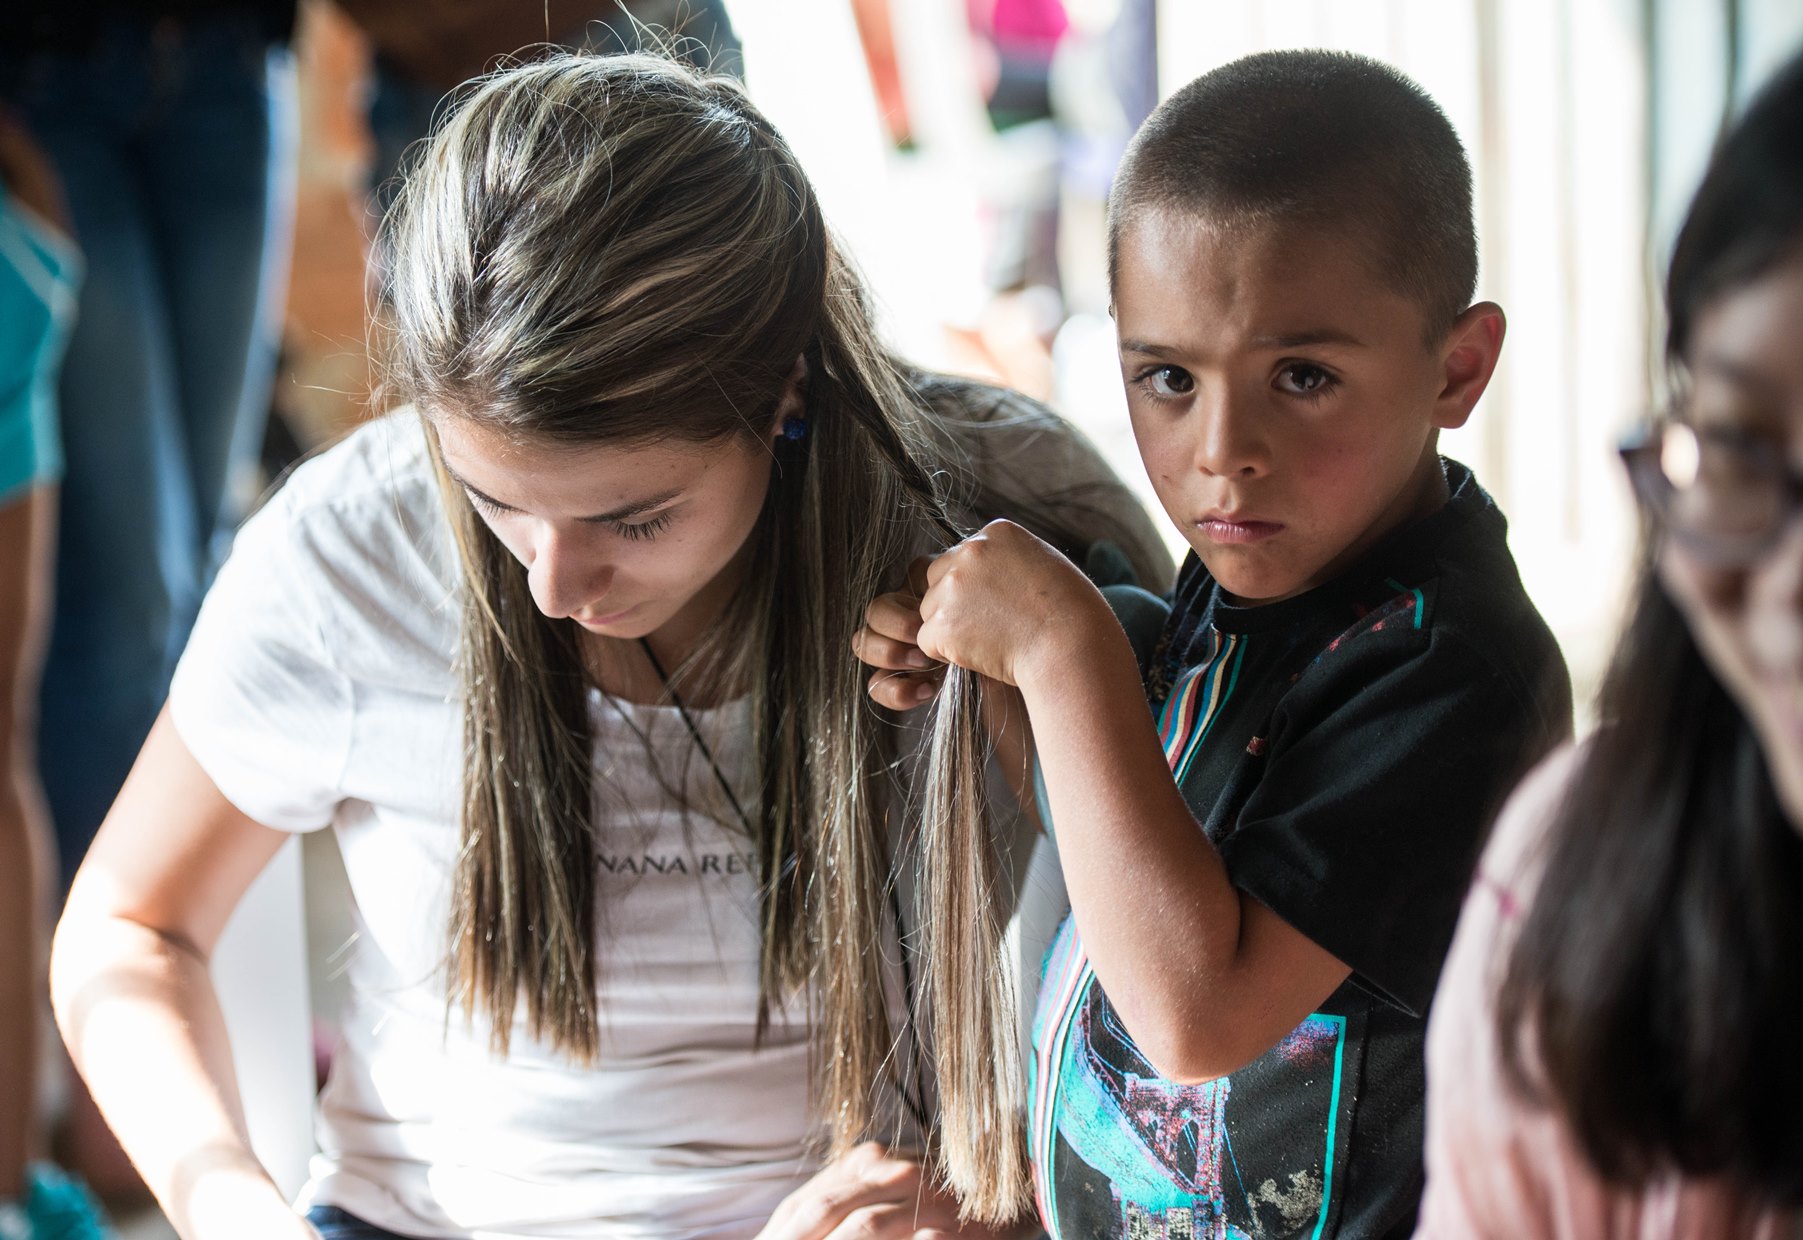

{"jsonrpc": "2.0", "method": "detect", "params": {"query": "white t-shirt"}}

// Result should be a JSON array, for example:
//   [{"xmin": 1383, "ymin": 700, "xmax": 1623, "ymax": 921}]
[{"xmin": 170, "ymin": 390, "xmax": 1169, "ymax": 1239}]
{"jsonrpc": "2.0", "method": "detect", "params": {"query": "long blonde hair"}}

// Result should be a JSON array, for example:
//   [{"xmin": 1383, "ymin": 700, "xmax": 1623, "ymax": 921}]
[{"xmin": 381, "ymin": 53, "xmax": 1040, "ymax": 1221}]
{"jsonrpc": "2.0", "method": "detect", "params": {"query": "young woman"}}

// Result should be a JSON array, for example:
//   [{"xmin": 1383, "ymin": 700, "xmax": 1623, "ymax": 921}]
[
  {"xmin": 1416, "ymin": 49, "xmax": 1803, "ymax": 1239},
  {"xmin": 46, "ymin": 53, "xmax": 1168, "ymax": 1240}
]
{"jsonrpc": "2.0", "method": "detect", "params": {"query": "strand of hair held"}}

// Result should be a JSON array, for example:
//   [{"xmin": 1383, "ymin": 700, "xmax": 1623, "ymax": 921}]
[{"xmin": 920, "ymin": 666, "xmax": 1031, "ymax": 1223}]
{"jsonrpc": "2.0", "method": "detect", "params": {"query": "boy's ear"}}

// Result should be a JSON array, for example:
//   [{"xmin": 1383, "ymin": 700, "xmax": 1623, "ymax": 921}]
[{"xmin": 1431, "ymin": 301, "xmax": 1506, "ymax": 431}]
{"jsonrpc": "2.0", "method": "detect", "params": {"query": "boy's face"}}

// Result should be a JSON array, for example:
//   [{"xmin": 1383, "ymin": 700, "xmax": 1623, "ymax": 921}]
[{"xmin": 1114, "ymin": 210, "xmax": 1476, "ymax": 605}]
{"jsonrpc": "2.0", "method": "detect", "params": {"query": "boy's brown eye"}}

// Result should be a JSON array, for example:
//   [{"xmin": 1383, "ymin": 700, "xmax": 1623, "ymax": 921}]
[
  {"xmin": 1144, "ymin": 365, "xmax": 1195, "ymax": 397},
  {"xmin": 1277, "ymin": 363, "xmax": 1335, "ymax": 395}
]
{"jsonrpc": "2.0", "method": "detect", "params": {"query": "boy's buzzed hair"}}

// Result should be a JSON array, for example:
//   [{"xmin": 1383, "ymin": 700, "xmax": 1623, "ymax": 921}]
[{"xmin": 1110, "ymin": 49, "xmax": 1477, "ymax": 340}]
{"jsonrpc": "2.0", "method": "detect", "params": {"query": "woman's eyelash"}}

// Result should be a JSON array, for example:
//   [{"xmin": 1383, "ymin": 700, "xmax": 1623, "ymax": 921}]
[
  {"xmin": 613, "ymin": 511, "xmax": 674, "ymax": 541},
  {"xmin": 463, "ymin": 488, "xmax": 673, "ymax": 542},
  {"xmin": 464, "ymin": 489, "xmax": 507, "ymax": 516}
]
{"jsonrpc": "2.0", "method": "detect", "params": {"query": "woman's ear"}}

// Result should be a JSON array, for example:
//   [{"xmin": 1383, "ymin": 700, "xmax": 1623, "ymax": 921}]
[
  {"xmin": 769, "ymin": 353, "xmax": 810, "ymax": 441},
  {"xmin": 1432, "ymin": 301, "xmax": 1506, "ymax": 431}
]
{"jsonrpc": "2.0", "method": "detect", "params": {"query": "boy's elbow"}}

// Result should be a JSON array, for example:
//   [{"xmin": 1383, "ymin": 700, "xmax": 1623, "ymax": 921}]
[
  {"xmin": 1123, "ymin": 1007, "xmax": 1265, "ymax": 1086},
  {"xmin": 1140, "ymin": 1042, "xmax": 1255, "ymax": 1087}
]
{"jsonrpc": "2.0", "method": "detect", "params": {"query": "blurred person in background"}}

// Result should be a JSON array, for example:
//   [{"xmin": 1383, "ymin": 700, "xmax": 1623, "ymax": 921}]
[
  {"xmin": 970, "ymin": 0, "xmax": 1067, "ymax": 134},
  {"xmin": 0, "ymin": 115, "xmax": 108, "ymax": 1240},
  {"xmin": 849, "ymin": 0, "xmax": 1070, "ymax": 399},
  {"xmin": 0, "ymin": 0, "xmax": 298, "ymax": 932},
  {"xmin": 331, "ymin": 0, "xmax": 740, "ymax": 222},
  {"xmin": 0, "ymin": 1, "xmax": 296, "ymax": 1203}
]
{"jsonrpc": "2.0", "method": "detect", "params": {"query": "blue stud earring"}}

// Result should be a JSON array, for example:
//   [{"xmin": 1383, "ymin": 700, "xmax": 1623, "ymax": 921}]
[{"xmin": 781, "ymin": 416, "xmax": 808, "ymax": 442}]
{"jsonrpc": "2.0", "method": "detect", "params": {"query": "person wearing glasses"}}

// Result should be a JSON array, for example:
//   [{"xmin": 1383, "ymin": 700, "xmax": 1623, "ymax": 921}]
[{"xmin": 1415, "ymin": 49, "xmax": 1803, "ymax": 1240}]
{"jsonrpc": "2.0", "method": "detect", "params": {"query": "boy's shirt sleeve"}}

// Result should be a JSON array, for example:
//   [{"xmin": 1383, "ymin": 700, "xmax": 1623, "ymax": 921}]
[{"xmin": 1216, "ymin": 615, "xmax": 1566, "ymax": 1018}]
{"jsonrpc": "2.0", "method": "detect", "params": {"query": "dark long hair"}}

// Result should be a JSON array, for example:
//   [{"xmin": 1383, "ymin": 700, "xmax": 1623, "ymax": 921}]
[{"xmin": 1495, "ymin": 50, "xmax": 1803, "ymax": 1203}]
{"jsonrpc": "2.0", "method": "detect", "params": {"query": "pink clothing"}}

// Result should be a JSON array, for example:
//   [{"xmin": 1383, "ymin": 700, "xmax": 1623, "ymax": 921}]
[
  {"xmin": 1417, "ymin": 746, "xmax": 1800, "ymax": 1240},
  {"xmin": 980, "ymin": 0, "xmax": 1067, "ymax": 50}
]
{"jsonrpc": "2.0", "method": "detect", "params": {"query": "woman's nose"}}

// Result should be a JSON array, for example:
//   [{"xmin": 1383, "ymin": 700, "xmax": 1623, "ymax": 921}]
[{"xmin": 528, "ymin": 527, "xmax": 612, "ymax": 619}]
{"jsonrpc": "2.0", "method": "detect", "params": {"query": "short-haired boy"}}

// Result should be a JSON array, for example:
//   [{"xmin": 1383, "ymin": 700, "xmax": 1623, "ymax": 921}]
[{"xmin": 857, "ymin": 49, "xmax": 1572, "ymax": 1239}]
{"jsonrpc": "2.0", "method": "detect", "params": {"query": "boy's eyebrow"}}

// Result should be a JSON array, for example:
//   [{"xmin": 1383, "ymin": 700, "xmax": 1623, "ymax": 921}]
[
  {"xmin": 1119, "ymin": 329, "xmax": 1369, "ymax": 357},
  {"xmin": 443, "ymin": 465, "xmax": 681, "ymax": 523},
  {"xmin": 1250, "ymin": 328, "xmax": 1368, "ymax": 349},
  {"xmin": 1118, "ymin": 339, "xmax": 1181, "ymax": 358}
]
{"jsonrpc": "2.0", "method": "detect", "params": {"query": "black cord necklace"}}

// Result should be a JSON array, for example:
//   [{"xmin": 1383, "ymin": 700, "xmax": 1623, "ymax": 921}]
[
  {"xmin": 637, "ymin": 638, "xmax": 752, "ymax": 836},
  {"xmin": 633, "ymin": 637, "xmax": 932, "ymax": 1137}
]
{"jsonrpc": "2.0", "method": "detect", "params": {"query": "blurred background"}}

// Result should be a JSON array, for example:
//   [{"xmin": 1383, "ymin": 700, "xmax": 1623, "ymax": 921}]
[{"xmin": 6, "ymin": 1, "xmax": 1803, "ymax": 1236}]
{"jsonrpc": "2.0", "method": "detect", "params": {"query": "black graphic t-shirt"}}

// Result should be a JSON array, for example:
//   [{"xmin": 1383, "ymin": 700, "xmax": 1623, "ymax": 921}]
[{"xmin": 1028, "ymin": 461, "xmax": 1572, "ymax": 1240}]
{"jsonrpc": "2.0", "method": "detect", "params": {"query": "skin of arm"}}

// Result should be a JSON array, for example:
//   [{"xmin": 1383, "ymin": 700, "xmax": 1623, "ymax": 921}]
[
  {"xmin": 49, "ymin": 709, "xmax": 321, "ymax": 1240},
  {"xmin": 0, "ymin": 489, "xmax": 55, "ymax": 1199},
  {"xmin": 0, "ymin": 114, "xmax": 72, "ymax": 1201},
  {"xmin": 860, "ymin": 519, "xmax": 1351, "ymax": 1083}
]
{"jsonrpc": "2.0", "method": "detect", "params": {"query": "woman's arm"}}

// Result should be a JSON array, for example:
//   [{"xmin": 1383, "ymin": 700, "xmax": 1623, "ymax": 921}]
[{"xmin": 50, "ymin": 708, "xmax": 320, "ymax": 1240}]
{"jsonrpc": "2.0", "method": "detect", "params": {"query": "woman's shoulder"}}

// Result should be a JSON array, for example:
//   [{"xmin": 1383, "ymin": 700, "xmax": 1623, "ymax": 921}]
[
  {"xmin": 262, "ymin": 409, "xmax": 440, "ymax": 527},
  {"xmin": 1427, "ymin": 742, "xmax": 1585, "ymax": 1076},
  {"xmin": 170, "ymin": 412, "xmax": 466, "ymax": 832},
  {"xmin": 1471, "ymin": 741, "xmax": 1587, "ymax": 918},
  {"xmin": 907, "ymin": 369, "xmax": 1175, "ymax": 591},
  {"xmin": 243, "ymin": 409, "xmax": 457, "ymax": 599},
  {"xmin": 909, "ymin": 369, "xmax": 1057, "ymax": 422},
  {"xmin": 1427, "ymin": 743, "xmax": 1583, "ymax": 1066},
  {"xmin": 907, "ymin": 369, "xmax": 1092, "ymax": 465},
  {"xmin": 205, "ymin": 410, "xmax": 461, "ymax": 685}
]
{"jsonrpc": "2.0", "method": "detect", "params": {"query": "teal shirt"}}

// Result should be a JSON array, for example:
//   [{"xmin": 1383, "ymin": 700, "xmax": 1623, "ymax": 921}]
[{"xmin": 0, "ymin": 182, "xmax": 81, "ymax": 505}]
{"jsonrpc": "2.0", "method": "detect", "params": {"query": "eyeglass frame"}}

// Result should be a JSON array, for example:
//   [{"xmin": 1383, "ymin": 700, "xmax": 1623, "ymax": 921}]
[{"xmin": 1618, "ymin": 416, "xmax": 1803, "ymax": 567}]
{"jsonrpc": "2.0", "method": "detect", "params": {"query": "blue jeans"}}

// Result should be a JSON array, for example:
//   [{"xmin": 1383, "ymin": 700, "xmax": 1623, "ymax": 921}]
[
  {"xmin": 2, "ymin": 12, "xmax": 297, "ymax": 880},
  {"xmin": 306, "ymin": 1205, "xmax": 432, "ymax": 1239}
]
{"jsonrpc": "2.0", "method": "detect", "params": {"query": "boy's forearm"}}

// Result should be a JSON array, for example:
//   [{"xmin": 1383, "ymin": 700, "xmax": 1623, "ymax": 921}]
[{"xmin": 1016, "ymin": 620, "xmax": 1249, "ymax": 1079}]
